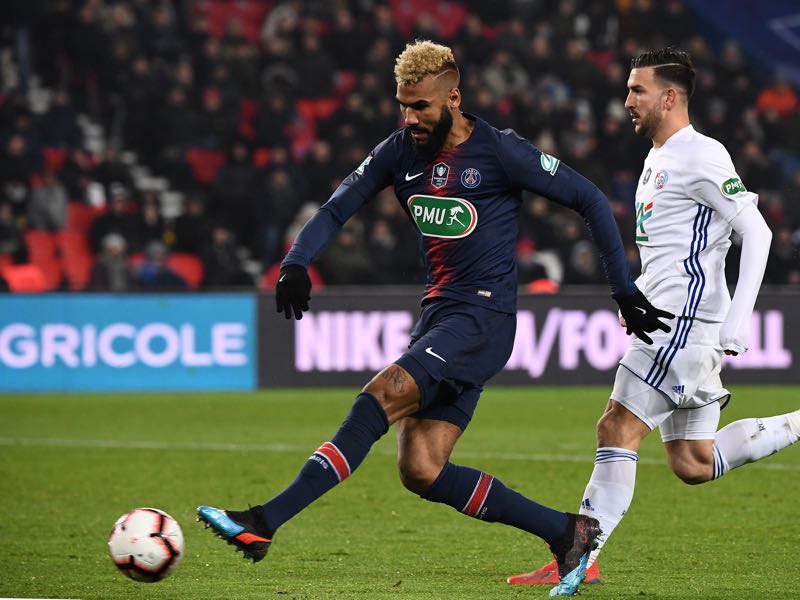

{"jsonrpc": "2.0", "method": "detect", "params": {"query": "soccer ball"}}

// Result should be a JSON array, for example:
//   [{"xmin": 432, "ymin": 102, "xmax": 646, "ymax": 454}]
[{"xmin": 108, "ymin": 508, "xmax": 184, "ymax": 582}]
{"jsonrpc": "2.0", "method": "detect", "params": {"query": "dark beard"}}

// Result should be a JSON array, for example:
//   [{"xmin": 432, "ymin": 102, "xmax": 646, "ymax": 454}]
[
  {"xmin": 410, "ymin": 106, "xmax": 453, "ymax": 154},
  {"xmin": 634, "ymin": 110, "xmax": 661, "ymax": 139}
]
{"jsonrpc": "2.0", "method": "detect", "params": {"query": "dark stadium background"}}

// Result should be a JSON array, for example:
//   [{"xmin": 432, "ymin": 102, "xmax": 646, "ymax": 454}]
[{"xmin": 0, "ymin": 0, "xmax": 797, "ymax": 293}]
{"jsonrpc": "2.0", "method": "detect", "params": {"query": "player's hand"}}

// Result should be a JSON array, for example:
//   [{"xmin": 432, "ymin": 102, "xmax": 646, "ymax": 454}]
[
  {"xmin": 615, "ymin": 290, "xmax": 675, "ymax": 345},
  {"xmin": 276, "ymin": 264, "xmax": 311, "ymax": 320}
]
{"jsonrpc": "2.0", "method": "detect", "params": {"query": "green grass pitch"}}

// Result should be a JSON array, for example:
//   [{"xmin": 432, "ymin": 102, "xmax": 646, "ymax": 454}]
[{"xmin": 0, "ymin": 386, "xmax": 798, "ymax": 599}]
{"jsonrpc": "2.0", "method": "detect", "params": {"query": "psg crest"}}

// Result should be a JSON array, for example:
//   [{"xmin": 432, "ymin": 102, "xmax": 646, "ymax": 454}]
[{"xmin": 460, "ymin": 167, "xmax": 481, "ymax": 189}]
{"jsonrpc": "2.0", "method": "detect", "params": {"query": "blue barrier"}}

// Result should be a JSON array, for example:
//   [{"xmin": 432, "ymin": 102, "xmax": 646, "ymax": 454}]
[{"xmin": 0, "ymin": 294, "xmax": 256, "ymax": 392}]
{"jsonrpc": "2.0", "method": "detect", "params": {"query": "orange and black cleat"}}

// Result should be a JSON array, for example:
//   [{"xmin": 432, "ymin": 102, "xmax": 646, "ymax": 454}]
[
  {"xmin": 507, "ymin": 558, "xmax": 601, "ymax": 585},
  {"xmin": 197, "ymin": 505, "xmax": 272, "ymax": 563}
]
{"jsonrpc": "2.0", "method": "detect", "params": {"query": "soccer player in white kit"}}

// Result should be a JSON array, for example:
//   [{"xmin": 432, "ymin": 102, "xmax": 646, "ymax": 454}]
[{"xmin": 512, "ymin": 48, "xmax": 800, "ymax": 596}]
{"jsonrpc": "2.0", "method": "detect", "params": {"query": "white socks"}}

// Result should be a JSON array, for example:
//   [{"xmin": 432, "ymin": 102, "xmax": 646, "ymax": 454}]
[
  {"xmin": 713, "ymin": 410, "xmax": 800, "ymax": 479},
  {"xmin": 578, "ymin": 448, "xmax": 638, "ymax": 568},
  {"xmin": 576, "ymin": 411, "xmax": 799, "ymax": 568}
]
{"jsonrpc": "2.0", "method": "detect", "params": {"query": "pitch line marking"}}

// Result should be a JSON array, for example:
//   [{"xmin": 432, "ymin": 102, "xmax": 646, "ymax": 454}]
[{"xmin": 1, "ymin": 436, "xmax": 799, "ymax": 472}]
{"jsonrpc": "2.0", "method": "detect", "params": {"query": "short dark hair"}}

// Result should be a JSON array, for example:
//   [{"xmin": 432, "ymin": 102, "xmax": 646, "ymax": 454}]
[{"xmin": 631, "ymin": 47, "xmax": 696, "ymax": 99}]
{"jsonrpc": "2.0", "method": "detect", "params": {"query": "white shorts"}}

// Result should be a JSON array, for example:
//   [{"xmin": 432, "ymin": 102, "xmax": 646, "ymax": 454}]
[
  {"xmin": 611, "ymin": 365, "xmax": 726, "ymax": 442},
  {"xmin": 619, "ymin": 318, "xmax": 730, "ymax": 408}
]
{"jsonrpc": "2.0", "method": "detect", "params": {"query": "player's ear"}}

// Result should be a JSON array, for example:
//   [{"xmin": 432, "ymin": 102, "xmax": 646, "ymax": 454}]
[
  {"xmin": 663, "ymin": 87, "xmax": 678, "ymax": 111},
  {"xmin": 449, "ymin": 88, "xmax": 460, "ymax": 109}
]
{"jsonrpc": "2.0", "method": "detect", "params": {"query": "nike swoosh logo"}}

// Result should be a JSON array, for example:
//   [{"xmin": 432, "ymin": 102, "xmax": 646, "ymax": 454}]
[
  {"xmin": 425, "ymin": 347, "xmax": 446, "ymax": 362},
  {"xmin": 405, "ymin": 171, "xmax": 424, "ymax": 181},
  {"xmin": 634, "ymin": 306, "xmax": 647, "ymax": 314},
  {"xmin": 278, "ymin": 274, "xmax": 286, "ymax": 283}
]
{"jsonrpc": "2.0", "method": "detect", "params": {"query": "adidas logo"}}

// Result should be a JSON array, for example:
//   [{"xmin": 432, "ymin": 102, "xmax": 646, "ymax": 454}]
[
  {"xmin": 672, "ymin": 385, "xmax": 685, "ymax": 395},
  {"xmin": 581, "ymin": 498, "xmax": 593, "ymax": 511}
]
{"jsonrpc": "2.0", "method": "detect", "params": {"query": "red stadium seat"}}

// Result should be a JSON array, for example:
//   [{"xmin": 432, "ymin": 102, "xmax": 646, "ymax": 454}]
[
  {"xmin": 58, "ymin": 231, "xmax": 95, "ymax": 290},
  {"xmin": 239, "ymin": 98, "xmax": 259, "ymax": 139},
  {"xmin": 66, "ymin": 202, "xmax": 102, "ymax": 234},
  {"xmin": 186, "ymin": 148, "xmax": 227, "ymax": 185},
  {"xmin": 166, "ymin": 252, "xmax": 204, "ymax": 289},
  {"xmin": 23, "ymin": 230, "xmax": 62, "ymax": 290},
  {"xmin": 43, "ymin": 147, "xmax": 69, "ymax": 172},
  {"xmin": 1, "ymin": 263, "xmax": 48, "ymax": 293}
]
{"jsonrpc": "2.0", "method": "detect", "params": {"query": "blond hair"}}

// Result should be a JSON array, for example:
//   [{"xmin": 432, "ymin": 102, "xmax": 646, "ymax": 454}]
[{"xmin": 394, "ymin": 40, "xmax": 458, "ymax": 86}]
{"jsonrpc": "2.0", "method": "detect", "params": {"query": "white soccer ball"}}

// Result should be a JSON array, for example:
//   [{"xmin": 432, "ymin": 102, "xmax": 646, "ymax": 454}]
[{"xmin": 108, "ymin": 508, "xmax": 184, "ymax": 582}]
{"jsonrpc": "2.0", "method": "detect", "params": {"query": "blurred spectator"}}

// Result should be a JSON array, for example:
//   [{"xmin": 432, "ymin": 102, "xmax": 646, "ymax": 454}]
[
  {"xmin": 87, "ymin": 232, "xmax": 133, "ymax": 291},
  {"xmin": 254, "ymin": 94, "xmax": 294, "ymax": 148},
  {"xmin": 482, "ymin": 49, "xmax": 529, "ymax": 100},
  {"xmin": 133, "ymin": 240, "xmax": 186, "ymax": 290},
  {"xmin": 326, "ymin": 7, "xmax": 371, "ymax": 71},
  {"xmin": 194, "ymin": 87, "xmax": 239, "ymax": 148},
  {"xmin": 293, "ymin": 34, "xmax": 336, "ymax": 99},
  {"xmin": 94, "ymin": 148, "xmax": 134, "ymax": 199},
  {"xmin": 60, "ymin": 148, "xmax": 97, "ymax": 203},
  {"xmin": 318, "ymin": 219, "xmax": 373, "ymax": 284},
  {"xmin": 40, "ymin": 90, "xmax": 83, "ymax": 148},
  {"xmin": 174, "ymin": 193, "xmax": 212, "ymax": 254},
  {"xmin": 201, "ymin": 226, "xmax": 252, "ymax": 288},
  {"xmin": 756, "ymin": 73, "xmax": 799, "ymax": 120},
  {"xmin": 212, "ymin": 140, "xmax": 260, "ymax": 246},
  {"xmin": 302, "ymin": 140, "xmax": 338, "ymax": 200},
  {"xmin": 28, "ymin": 171, "xmax": 68, "ymax": 231},
  {"xmin": 88, "ymin": 184, "xmax": 141, "ymax": 254},
  {"xmin": 138, "ymin": 192, "xmax": 165, "ymax": 248},
  {"xmin": 257, "ymin": 167, "xmax": 303, "ymax": 263},
  {"xmin": 0, "ymin": 134, "xmax": 34, "ymax": 215},
  {"xmin": 0, "ymin": 203, "xmax": 28, "ymax": 263},
  {"xmin": 156, "ymin": 87, "xmax": 198, "ymax": 151},
  {"xmin": 737, "ymin": 141, "xmax": 783, "ymax": 193}
]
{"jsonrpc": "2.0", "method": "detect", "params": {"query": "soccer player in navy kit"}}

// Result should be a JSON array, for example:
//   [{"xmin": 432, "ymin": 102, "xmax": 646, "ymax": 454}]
[{"xmin": 198, "ymin": 40, "xmax": 672, "ymax": 594}]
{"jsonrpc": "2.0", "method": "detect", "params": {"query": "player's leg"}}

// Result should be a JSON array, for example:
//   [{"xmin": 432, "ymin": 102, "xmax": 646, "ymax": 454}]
[
  {"xmin": 197, "ymin": 363, "xmax": 420, "ymax": 561},
  {"xmin": 507, "ymin": 368, "xmax": 671, "ymax": 586},
  {"xmin": 662, "ymin": 402, "xmax": 800, "ymax": 484},
  {"xmin": 397, "ymin": 416, "xmax": 574, "ymax": 542},
  {"xmin": 712, "ymin": 410, "xmax": 800, "ymax": 478},
  {"xmin": 396, "ymin": 415, "xmax": 600, "ymax": 587}
]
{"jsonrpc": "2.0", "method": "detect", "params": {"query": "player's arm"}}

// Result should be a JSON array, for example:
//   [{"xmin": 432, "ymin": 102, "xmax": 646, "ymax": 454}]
[
  {"xmin": 276, "ymin": 141, "xmax": 394, "ymax": 319},
  {"xmin": 496, "ymin": 130, "xmax": 673, "ymax": 343},
  {"xmin": 722, "ymin": 206, "xmax": 771, "ymax": 354},
  {"xmin": 689, "ymin": 150, "xmax": 770, "ymax": 354}
]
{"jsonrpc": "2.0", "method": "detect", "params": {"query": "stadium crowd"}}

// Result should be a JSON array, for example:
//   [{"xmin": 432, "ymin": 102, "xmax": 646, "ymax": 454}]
[{"xmin": 0, "ymin": 0, "xmax": 798, "ymax": 291}]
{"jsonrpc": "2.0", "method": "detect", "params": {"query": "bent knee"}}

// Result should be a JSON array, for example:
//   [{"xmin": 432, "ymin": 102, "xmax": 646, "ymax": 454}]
[
  {"xmin": 362, "ymin": 365, "xmax": 420, "ymax": 423},
  {"xmin": 398, "ymin": 460, "xmax": 443, "ymax": 495},
  {"xmin": 672, "ymin": 463, "xmax": 712, "ymax": 485}
]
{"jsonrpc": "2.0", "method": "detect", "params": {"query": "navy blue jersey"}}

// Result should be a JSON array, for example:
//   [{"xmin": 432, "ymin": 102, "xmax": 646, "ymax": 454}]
[{"xmin": 283, "ymin": 114, "xmax": 636, "ymax": 313}]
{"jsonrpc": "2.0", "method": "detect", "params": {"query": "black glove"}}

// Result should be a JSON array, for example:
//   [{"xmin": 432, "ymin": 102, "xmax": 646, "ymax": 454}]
[
  {"xmin": 615, "ymin": 289, "xmax": 675, "ymax": 345},
  {"xmin": 276, "ymin": 264, "xmax": 311, "ymax": 320}
]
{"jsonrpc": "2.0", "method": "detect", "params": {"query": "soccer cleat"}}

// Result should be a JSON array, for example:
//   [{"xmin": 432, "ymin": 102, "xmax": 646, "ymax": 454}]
[
  {"xmin": 546, "ymin": 513, "xmax": 602, "ymax": 596},
  {"xmin": 196, "ymin": 505, "xmax": 272, "ymax": 563},
  {"xmin": 506, "ymin": 559, "xmax": 601, "ymax": 585},
  {"xmin": 549, "ymin": 553, "xmax": 589, "ymax": 597}
]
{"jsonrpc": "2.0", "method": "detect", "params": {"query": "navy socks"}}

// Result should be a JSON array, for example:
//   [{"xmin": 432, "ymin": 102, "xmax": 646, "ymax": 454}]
[
  {"xmin": 259, "ymin": 392, "xmax": 389, "ymax": 533},
  {"xmin": 258, "ymin": 393, "xmax": 566, "ymax": 546},
  {"xmin": 422, "ymin": 462, "xmax": 568, "ymax": 544}
]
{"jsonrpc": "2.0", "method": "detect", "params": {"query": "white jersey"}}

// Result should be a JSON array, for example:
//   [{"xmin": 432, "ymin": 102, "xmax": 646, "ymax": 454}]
[{"xmin": 633, "ymin": 124, "xmax": 758, "ymax": 322}]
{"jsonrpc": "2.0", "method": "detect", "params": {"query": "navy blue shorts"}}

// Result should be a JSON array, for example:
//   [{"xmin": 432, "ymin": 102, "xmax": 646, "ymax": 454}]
[{"xmin": 395, "ymin": 298, "xmax": 516, "ymax": 430}]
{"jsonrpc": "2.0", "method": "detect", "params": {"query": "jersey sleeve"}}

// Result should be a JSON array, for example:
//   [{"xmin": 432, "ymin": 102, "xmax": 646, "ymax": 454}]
[
  {"xmin": 496, "ymin": 129, "xmax": 637, "ymax": 298},
  {"xmin": 282, "ymin": 137, "xmax": 396, "ymax": 268},
  {"xmin": 495, "ymin": 128, "xmax": 562, "ymax": 197},
  {"xmin": 686, "ymin": 141, "xmax": 758, "ymax": 223}
]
